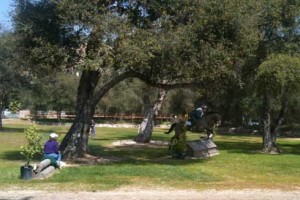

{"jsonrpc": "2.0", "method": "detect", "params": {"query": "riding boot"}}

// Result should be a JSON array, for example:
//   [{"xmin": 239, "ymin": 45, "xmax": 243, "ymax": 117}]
[{"xmin": 207, "ymin": 133, "xmax": 213, "ymax": 139}]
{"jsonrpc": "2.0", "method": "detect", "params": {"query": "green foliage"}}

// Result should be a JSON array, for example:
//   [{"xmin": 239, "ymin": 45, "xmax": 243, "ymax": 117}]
[
  {"xmin": 47, "ymin": 73, "xmax": 78, "ymax": 114},
  {"xmin": 256, "ymin": 54, "xmax": 300, "ymax": 96},
  {"xmin": 13, "ymin": 0, "xmax": 69, "ymax": 76},
  {"xmin": 20, "ymin": 125, "xmax": 43, "ymax": 167},
  {"xmin": 97, "ymin": 79, "xmax": 147, "ymax": 115},
  {"xmin": 8, "ymin": 101, "xmax": 21, "ymax": 113},
  {"xmin": 0, "ymin": 30, "xmax": 28, "ymax": 127},
  {"xmin": 18, "ymin": 72, "xmax": 78, "ymax": 117},
  {"xmin": 10, "ymin": 0, "xmax": 300, "ymax": 155},
  {"xmin": 170, "ymin": 124, "xmax": 187, "ymax": 158}
]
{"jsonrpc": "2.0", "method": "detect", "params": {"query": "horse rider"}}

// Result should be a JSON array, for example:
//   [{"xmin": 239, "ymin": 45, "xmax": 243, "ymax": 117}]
[{"xmin": 188, "ymin": 104, "xmax": 208, "ymax": 130}]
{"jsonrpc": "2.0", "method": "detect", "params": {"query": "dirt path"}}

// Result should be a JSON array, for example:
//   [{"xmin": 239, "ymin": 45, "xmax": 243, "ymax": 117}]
[{"xmin": 1, "ymin": 189, "xmax": 300, "ymax": 200}]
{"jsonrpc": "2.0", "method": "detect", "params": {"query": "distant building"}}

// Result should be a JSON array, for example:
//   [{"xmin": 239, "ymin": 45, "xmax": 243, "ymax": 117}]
[{"xmin": 3, "ymin": 109, "xmax": 19, "ymax": 119}]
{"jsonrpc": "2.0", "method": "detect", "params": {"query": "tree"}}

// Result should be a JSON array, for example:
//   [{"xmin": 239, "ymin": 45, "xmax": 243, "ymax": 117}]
[
  {"xmin": 215, "ymin": 0, "xmax": 300, "ymax": 128},
  {"xmin": 96, "ymin": 79, "xmax": 145, "ymax": 116},
  {"xmin": 134, "ymin": 88, "xmax": 167, "ymax": 143},
  {"xmin": 13, "ymin": 0, "xmax": 264, "ymax": 160},
  {"xmin": 251, "ymin": 0, "xmax": 300, "ymax": 152},
  {"xmin": 0, "ymin": 31, "xmax": 12, "ymax": 129},
  {"xmin": 0, "ymin": 30, "xmax": 27, "ymax": 129},
  {"xmin": 47, "ymin": 73, "xmax": 78, "ymax": 122},
  {"xmin": 256, "ymin": 54, "xmax": 300, "ymax": 153}
]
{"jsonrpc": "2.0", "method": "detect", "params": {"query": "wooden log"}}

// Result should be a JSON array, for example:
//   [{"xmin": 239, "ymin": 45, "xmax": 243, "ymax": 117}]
[
  {"xmin": 34, "ymin": 166, "xmax": 55, "ymax": 179},
  {"xmin": 34, "ymin": 159, "xmax": 52, "ymax": 173}
]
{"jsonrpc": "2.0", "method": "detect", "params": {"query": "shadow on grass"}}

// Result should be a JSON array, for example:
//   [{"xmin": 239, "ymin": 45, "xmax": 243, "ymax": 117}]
[
  {"xmin": 90, "ymin": 135, "xmax": 134, "ymax": 141},
  {"xmin": 1, "ymin": 143, "xmax": 207, "ymax": 167},
  {"xmin": 0, "ymin": 127, "xmax": 26, "ymax": 133},
  {"xmin": 277, "ymin": 143, "xmax": 300, "ymax": 154},
  {"xmin": 88, "ymin": 142, "xmax": 208, "ymax": 167},
  {"xmin": 215, "ymin": 140, "xmax": 300, "ymax": 155},
  {"xmin": 1, "ymin": 150, "xmax": 23, "ymax": 161},
  {"xmin": 1, "ymin": 150, "xmax": 42, "ymax": 161},
  {"xmin": 215, "ymin": 140, "xmax": 262, "ymax": 154}
]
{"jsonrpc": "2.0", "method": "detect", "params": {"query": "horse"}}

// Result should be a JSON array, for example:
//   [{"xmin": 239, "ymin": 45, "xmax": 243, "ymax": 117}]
[
  {"xmin": 188, "ymin": 112, "xmax": 221, "ymax": 137},
  {"xmin": 169, "ymin": 113, "xmax": 221, "ymax": 142}
]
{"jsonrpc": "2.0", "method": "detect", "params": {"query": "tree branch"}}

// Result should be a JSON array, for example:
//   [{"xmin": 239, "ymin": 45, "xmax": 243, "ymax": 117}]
[{"xmin": 92, "ymin": 69, "xmax": 214, "ymax": 106}]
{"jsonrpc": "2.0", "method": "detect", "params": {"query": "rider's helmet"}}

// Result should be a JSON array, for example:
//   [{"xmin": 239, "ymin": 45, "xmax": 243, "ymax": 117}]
[{"xmin": 201, "ymin": 104, "xmax": 208, "ymax": 111}]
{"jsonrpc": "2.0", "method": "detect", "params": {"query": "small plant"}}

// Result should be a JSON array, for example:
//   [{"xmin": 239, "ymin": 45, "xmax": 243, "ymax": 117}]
[
  {"xmin": 170, "ymin": 124, "xmax": 187, "ymax": 159},
  {"xmin": 20, "ymin": 125, "xmax": 43, "ymax": 167}
]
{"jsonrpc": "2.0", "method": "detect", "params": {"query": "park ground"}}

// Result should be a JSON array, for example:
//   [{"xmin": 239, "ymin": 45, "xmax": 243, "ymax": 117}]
[
  {"xmin": 0, "ymin": 119, "xmax": 300, "ymax": 200},
  {"xmin": 1, "ymin": 188, "xmax": 300, "ymax": 200}
]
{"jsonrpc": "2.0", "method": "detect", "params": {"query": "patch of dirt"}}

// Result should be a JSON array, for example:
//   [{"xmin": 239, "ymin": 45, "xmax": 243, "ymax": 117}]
[
  {"xmin": 0, "ymin": 188, "xmax": 300, "ymax": 200},
  {"xmin": 111, "ymin": 140, "xmax": 170, "ymax": 148},
  {"xmin": 70, "ymin": 140, "xmax": 170, "ymax": 165},
  {"xmin": 70, "ymin": 153, "xmax": 123, "ymax": 165}
]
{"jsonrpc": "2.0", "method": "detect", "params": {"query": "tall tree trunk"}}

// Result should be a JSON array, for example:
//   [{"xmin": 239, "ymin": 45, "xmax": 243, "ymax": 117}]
[
  {"xmin": 60, "ymin": 70, "xmax": 138, "ymax": 160},
  {"xmin": 134, "ymin": 95, "xmax": 153, "ymax": 143},
  {"xmin": 0, "ymin": 107, "xmax": 3, "ymax": 130},
  {"xmin": 261, "ymin": 93, "xmax": 280, "ymax": 153},
  {"xmin": 60, "ymin": 70, "xmax": 99, "ymax": 160},
  {"xmin": 262, "ymin": 93, "xmax": 271, "ymax": 150},
  {"xmin": 56, "ymin": 110, "xmax": 61, "ymax": 124},
  {"xmin": 0, "ymin": 96, "xmax": 7, "ymax": 130},
  {"xmin": 134, "ymin": 89, "xmax": 167, "ymax": 143},
  {"xmin": 269, "ymin": 89, "xmax": 289, "ymax": 152}
]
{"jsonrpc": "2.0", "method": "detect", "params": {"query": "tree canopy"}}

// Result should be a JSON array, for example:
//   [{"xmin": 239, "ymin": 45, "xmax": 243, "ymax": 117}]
[{"xmin": 10, "ymin": 0, "xmax": 300, "ymax": 158}]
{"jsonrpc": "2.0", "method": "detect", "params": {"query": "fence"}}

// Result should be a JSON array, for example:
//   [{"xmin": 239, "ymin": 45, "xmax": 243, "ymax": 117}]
[{"xmin": 33, "ymin": 113, "xmax": 172, "ymax": 123}]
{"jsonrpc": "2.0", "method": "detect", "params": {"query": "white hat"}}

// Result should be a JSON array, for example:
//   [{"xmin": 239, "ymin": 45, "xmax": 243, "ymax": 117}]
[{"xmin": 50, "ymin": 133, "xmax": 58, "ymax": 138}]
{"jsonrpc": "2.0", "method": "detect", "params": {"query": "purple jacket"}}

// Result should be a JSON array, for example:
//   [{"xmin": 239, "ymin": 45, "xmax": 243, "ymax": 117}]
[{"xmin": 44, "ymin": 139, "xmax": 59, "ymax": 154}]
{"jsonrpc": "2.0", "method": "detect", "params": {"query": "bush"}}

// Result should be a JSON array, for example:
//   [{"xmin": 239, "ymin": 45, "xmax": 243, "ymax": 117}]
[
  {"xmin": 20, "ymin": 125, "xmax": 43, "ymax": 167},
  {"xmin": 170, "ymin": 124, "xmax": 187, "ymax": 159}
]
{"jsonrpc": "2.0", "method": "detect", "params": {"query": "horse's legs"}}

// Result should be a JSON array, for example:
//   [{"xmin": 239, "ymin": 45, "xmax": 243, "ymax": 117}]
[
  {"xmin": 165, "ymin": 123, "xmax": 176, "ymax": 134},
  {"xmin": 205, "ymin": 129, "xmax": 213, "ymax": 139}
]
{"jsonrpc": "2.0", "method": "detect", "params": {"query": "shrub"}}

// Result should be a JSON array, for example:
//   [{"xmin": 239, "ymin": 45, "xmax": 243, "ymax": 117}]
[
  {"xmin": 20, "ymin": 125, "xmax": 43, "ymax": 167},
  {"xmin": 170, "ymin": 124, "xmax": 187, "ymax": 159}
]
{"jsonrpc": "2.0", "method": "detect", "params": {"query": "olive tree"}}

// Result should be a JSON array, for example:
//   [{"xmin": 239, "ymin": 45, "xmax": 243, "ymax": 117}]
[
  {"xmin": 256, "ymin": 54, "xmax": 300, "ymax": 153},
  {"xmin": 13, "ymin": 0, "xmax": 263, "ymax": 159}
]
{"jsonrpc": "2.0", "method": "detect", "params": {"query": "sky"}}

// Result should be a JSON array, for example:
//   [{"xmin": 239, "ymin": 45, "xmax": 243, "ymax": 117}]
[{"xmin": 0, "ymin": 0, "xmax": 13, "ymax": 30}]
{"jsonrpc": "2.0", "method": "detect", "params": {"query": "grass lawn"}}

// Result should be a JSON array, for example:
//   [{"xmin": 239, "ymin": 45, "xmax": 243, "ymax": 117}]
[{"xmin": 0, "ymin": 119, "xmax": 299, "ymax": 191}]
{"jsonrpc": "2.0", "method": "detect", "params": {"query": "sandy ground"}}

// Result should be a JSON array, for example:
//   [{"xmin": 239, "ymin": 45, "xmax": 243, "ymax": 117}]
[{"xmin": 0, "ymin": 189, "xmax": 300, "ymax": 200}]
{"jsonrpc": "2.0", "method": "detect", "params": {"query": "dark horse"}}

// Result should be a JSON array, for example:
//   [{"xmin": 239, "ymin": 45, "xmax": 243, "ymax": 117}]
[{"xmin": 168, "ymin": 113, "xmax": 221, "ymax": 142}]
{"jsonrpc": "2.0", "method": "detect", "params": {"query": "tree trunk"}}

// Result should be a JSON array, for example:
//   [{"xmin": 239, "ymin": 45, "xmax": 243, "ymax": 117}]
[
  {"xmin": 0, "ymin": 96, "xmax": 7, "ymax": 130},
  {"xmin": 134, "ymin": 89, "xmax": 167, "ymax": 143},
  {"xmin": 261, "ymin": 93, "xmax": 279, "ymax": 153},
  {"xmin": 0, "ymin": 107, "xmax": 3, "ymax": 130},
  {"xmin": 56, "ymin": 110, "xmax": 61, "ymax": 124},
  {"xmin": 59, "ymin": 70, "xmax": 99, "ymax": 160},
  {"xmin": 59, "ymin": 70, "xmax": 138, "ymax": 160},
  {"xmin": 134, "ymin": 95, "xmax": 153, "ymax": 143},
  {"xmin": 269, "ymin": 89, "xmax": 289, "ymax": 153}
]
